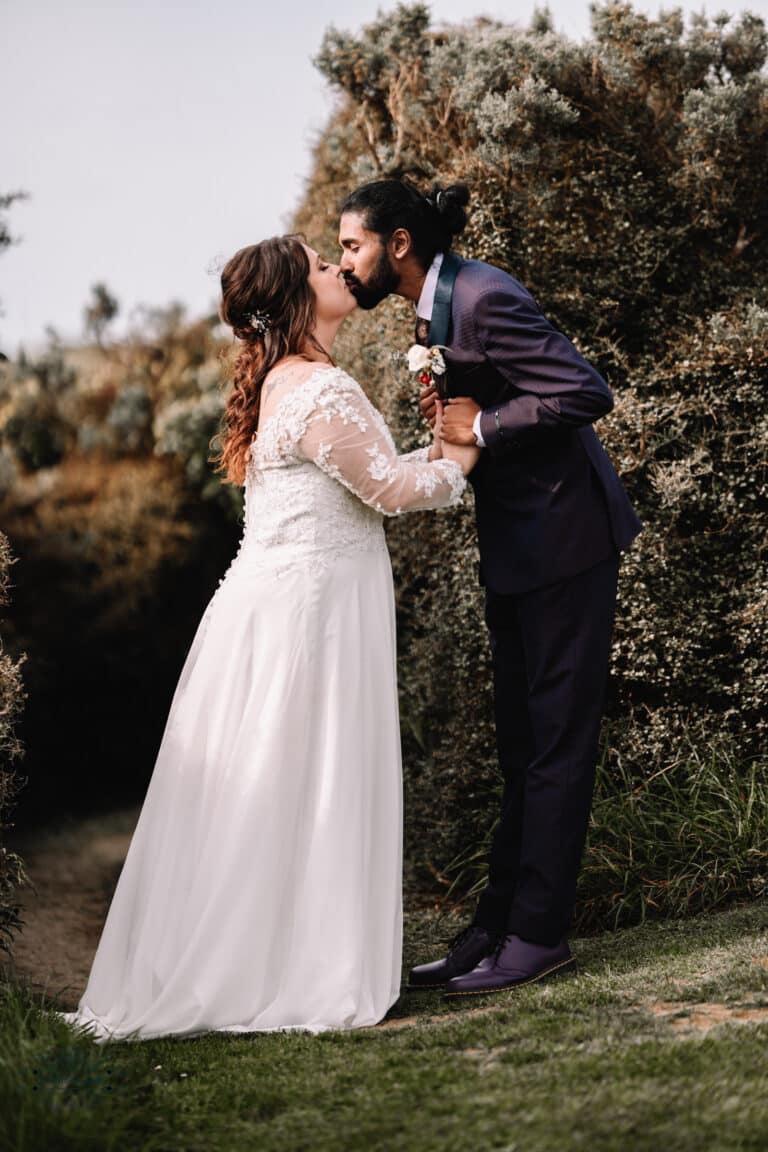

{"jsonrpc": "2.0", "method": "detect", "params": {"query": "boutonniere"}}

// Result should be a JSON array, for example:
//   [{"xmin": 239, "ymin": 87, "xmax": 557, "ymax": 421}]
[{"xmin": 407, "ymin": 344, "xmax": 447, "ymax": 389}]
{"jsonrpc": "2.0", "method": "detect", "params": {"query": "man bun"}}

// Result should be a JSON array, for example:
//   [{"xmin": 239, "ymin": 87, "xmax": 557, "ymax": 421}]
[
  {"xmin": 426, "ymin": 182, "xmax": 470, "ymax": 243},
  {"xmin": 340, "ymin": 178, "xmax": 471, "ymax": 266}
]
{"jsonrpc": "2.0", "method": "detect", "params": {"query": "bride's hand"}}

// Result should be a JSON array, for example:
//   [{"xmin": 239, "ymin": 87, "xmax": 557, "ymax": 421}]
[
  {"xmin": 428, "ymin": 399, "xmax": 444, "ymax": 461},
  {"xmin": 441, "ymin": 430, "xmax": 481, "ymax": 476}
]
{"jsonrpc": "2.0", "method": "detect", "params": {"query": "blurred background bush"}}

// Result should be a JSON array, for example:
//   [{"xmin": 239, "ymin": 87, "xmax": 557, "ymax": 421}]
[
  {"xmin": 0, "ymin": 304, "xmax": 241, "ymax": 830},
  {"xmin": 0, "ymin": 2, "xmax": 765, "ymax": 940}
]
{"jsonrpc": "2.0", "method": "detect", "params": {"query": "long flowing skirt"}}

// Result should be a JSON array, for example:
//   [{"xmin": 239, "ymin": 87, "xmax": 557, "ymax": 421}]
[{"xmin": 59, "ymin": 546, "xmax": 403, "ymax": 1042}]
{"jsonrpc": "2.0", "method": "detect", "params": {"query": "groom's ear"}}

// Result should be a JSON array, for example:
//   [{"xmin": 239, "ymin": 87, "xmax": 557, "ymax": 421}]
[{"xmin": 389, "ymin": 228, "xmax": 413, "ymax": 262}]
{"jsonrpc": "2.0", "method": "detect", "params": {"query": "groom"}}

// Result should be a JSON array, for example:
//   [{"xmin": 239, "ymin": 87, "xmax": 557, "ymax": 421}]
[{"xmin": 338, "ymin": 179, "xmax": 641, "ymax": 996}]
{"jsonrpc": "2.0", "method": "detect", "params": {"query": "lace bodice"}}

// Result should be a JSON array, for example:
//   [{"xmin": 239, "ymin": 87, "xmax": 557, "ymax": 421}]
[{"xmin": 222, "ymin": 365, "xmax": 466, "ymax": 579}]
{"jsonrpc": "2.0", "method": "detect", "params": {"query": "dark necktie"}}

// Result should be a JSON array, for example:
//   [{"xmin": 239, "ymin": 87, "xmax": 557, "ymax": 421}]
[{"xmin": 414, "ymin": 316, "xmax": 430, "ymax": 347}]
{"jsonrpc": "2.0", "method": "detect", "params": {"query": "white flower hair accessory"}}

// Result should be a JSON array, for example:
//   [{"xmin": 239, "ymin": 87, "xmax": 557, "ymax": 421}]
[{"xmin": 249, "ymin": 310, "xmax": 272, "ymax": 337}]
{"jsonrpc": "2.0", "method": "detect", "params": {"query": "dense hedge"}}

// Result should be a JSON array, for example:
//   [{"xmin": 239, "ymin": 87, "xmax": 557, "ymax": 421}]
[{"xmin": 294, "ymin": 2, "xmax": 768, "ymax": 924}]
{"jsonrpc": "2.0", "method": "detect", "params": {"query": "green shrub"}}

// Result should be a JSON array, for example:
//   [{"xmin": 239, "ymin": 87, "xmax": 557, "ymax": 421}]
[
  {"xmin": 1, "ymin": 338, "xmax": 79, "ymax": 470},
  {"xmin": 106, "ymin": 382, "xmax": 154, "ymax": 455},
  {"xmin": 2, "ymin": 394, "xmax": 72, "ymax": 471},
  {"xmin": 579, "ymin": 720, "xmax": 768, "ymax": 929},
  {"xmin": 294, "ymin": 2, "xmax": 768, "ymax": 924},
  {"xmin": 154, "ymin": 387, "xmax": 240, "ymax": 515}
]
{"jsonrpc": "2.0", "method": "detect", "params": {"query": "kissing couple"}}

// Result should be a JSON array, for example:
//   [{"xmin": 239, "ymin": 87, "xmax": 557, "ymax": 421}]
[{"xmin": 60, "ymin": 179, "xmax": 641, "ymax": 1042}]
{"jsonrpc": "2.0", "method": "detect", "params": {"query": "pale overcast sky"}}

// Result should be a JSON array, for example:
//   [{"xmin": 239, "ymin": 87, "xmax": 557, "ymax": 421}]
[{"xmin": 2, "ymin": 0, "xmax": 766, "ymax": 353}]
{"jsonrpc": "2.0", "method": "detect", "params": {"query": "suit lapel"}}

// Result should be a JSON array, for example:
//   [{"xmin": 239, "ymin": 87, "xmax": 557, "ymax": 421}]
[{"xmin": 428, "ymin": 252, "xmax": 461, "ymax": 348}]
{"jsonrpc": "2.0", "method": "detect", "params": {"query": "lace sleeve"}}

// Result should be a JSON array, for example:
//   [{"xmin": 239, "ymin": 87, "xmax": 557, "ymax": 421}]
[
  {"xmin": 398, "ymin": 445, "xmax": 431, "ymax": 464},
  {"xmin": 297, "ymin": 369, "xmax": 466, "ymax": 515}
]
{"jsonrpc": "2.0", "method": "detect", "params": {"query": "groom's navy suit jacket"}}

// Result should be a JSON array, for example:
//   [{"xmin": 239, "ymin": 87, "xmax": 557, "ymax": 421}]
[{"xmin": 430, "ymin": 257, "xmax": 641, "ymax": 594}]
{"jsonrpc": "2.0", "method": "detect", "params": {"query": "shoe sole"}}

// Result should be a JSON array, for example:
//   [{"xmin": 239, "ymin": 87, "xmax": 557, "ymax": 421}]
[
  {"xmin": 442, "ymin": 956, "xmax": 577, "ymax": 998},
  {"xmin": 405, "ymin": 981, "xmax": 449, "ymax": 991}
]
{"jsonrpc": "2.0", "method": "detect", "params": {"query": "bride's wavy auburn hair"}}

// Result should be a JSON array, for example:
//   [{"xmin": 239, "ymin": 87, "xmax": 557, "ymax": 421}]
[{"xmin": 215, "ymin": 234, "xmax": 327, "ymax": 485}]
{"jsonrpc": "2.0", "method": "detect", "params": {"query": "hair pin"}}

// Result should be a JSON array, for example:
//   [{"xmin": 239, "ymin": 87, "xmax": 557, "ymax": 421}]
[{"xmin": 249, "ymin": 310, "xmax": 272, "ymax": 336}]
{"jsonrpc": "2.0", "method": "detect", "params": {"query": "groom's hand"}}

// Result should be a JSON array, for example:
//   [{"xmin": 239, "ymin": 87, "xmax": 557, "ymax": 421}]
[
  {"xmin": 419, "ymin": 384, "xmax": 439, "ymax": 429},
  {"xmin": 441, "ymin": 397, "xmax": 481, "ymax": 446}
]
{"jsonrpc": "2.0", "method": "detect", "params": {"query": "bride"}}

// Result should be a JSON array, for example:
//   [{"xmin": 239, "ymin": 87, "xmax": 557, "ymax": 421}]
[{"xmin": 59, "ymin": 234, "xmax": 478, "ymax": 1041}]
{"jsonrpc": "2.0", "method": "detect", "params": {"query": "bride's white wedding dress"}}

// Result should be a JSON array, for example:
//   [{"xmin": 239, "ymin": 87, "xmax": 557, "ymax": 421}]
[{"xmin": 59, "ymin": 364, "xmax": 465, "ymax": 1042}]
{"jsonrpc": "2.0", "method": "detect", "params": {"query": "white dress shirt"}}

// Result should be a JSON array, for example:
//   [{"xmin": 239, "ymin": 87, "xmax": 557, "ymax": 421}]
[
  {"xmin": 416, "ymin": 252, "xmax": 485, "ymax": 447},
  {"xmin": 416, "ymin": 252, "xmax": 443, "ymax": 320}
]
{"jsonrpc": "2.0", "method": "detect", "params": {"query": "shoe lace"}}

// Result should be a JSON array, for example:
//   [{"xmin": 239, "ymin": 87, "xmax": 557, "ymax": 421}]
[
  {"xmin": 447, "ymin": 925, "xmax": 503, "ymax": 957},
  {"xmin": 446, "ymin": 926, "xmax": 476, "ymax": 955},
  {"xmin": 492, "ymin": 932, "xmax": 513, "ymax": 962}
]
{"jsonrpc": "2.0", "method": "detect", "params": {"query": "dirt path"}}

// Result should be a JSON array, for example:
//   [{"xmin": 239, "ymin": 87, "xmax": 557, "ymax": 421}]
[{"xmin": 1, "ymin": 808, "xmax": 140, "ymax": 1010}]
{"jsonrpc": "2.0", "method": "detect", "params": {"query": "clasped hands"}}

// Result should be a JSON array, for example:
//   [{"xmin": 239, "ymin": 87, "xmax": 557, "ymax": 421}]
[{"xmin": 421, "ymin": 386, "xmax": 482, "ymax": 473}]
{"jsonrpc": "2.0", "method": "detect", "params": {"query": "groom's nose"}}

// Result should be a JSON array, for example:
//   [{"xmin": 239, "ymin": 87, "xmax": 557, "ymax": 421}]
[{"xmin": 339, "ymin": 250, "xmax": 353, "ymax": 273}]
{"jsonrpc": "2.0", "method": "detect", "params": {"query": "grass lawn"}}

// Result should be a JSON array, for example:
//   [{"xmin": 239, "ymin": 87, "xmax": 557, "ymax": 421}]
[{"xmin": 2, "ymin": 901, "xmax": 768, "ymax": 1152}]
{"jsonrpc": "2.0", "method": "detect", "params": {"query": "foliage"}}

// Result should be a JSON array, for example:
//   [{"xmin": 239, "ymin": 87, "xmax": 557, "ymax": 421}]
[
  {"xmin": 17, "ymin": 335, "xmax": 78, "ymax": 395},
  {"xmin": 106, "ymin": 382, "xmax": 154, "ymax": 455},
  {"xmin": 153, "ymin": 360, "xmax": 241, "ymax": 516},
  {"xmin": 0, "ymin": 192, "xmax": 29, "ymax": 957},
  {"xmin": 0, "ymin": 194, "xmax": 24, "ymax": 258},
  {"xmin": 1, "ymin": 3, "xmax": 765, "ymax": 931},
  {"xmin": 312, "ymin": 3, "xmax": 767, "ymax": 351},
  {"xmin": 2, "ymin": 394, "xmax": 72, "ymax": 470},
  {"xmin": 0, "ymin": 534, "xmax": 27, "ymax": 958},
  {"xmin": 296, "ymin": 2, "xmax": 768, "ymax": 923},
  {"xmin": 82, "ymin": 282, "xmax": 119, "ymax": 350},
  {"xmin": 580, "ymin": 726, "xmax": 768, "ymax": 929},
  {"xmin": 1, "ymin": 337, "xmax": 79, "ymax": 470},
  {"xmin": 450, "ymin": 718, "xmax": 768, "ymax": 932},
  {"xmin": 0, "ymin": 192, "xmax": 28, "ymax": 340},
  {"xmin": 0, "ymin": 308, "xmax": 240, "ymax": 824}
]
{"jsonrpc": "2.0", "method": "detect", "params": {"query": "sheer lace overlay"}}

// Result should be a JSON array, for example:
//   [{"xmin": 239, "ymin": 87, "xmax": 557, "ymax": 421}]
[{"xmin": 220, "ymin": 366, "xmax": 465, "ymax": 582}]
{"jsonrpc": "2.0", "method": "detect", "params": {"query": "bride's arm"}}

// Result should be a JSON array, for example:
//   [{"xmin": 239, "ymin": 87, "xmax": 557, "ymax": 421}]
[
  {"xmin": 398, "ymin": 444, "xmax": 432, "ymax": 464},
  {"xmin": 378, "ymin": 390, "xmax": 442, "ymax": 464},
  {"xmin": 297, "ymin": 369, "xmax": 468, "ymax": 515}
]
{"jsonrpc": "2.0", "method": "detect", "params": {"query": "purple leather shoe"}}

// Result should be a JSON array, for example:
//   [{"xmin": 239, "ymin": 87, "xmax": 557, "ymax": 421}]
[
  {"xmin": 444, "ymin": 933, "xmax": 577, "ymax": 997},
  {"xmin": 407, "ymin": 925, "xmax": 499, "ymax": 989}
]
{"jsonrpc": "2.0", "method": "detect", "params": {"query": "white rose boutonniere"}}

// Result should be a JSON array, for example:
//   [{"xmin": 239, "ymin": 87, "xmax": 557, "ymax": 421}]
[{"xmin": 407, "ymin": 344, "xmax": 447, "ymax": 388}]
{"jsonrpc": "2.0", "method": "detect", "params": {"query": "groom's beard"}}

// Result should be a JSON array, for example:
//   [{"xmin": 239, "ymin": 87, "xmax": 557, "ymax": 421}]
[{"xmin": 345, "ymin": 248, "xmax": 399, "ymax": 310}]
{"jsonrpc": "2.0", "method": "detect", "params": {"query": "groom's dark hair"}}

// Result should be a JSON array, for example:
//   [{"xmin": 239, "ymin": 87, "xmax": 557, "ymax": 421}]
[{"xmin": 340, "ymin": 179, "xmax": 469, "ymax": 269}]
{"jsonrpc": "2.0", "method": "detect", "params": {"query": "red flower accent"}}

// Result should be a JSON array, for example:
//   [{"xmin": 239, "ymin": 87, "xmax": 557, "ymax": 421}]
[{"xmin": 418, "ymin": 372, "xmax": 432, "ymax": 385}]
